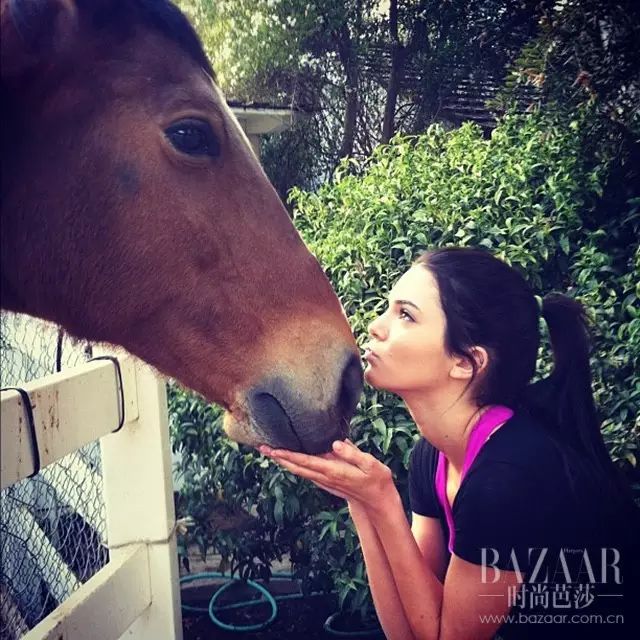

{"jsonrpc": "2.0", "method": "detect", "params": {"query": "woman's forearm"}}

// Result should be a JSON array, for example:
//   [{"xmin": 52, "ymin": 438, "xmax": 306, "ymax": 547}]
[
  {"xmin": 259, "ymin": 443, "xmax": 443, "ymax": 637},
  {"xmin": 367, "ymin": 493, "xmax": 443, "ymax": 640},
  {"xmin": 349, "ymin": 501, "xmax": 417, "ymax": 640}
]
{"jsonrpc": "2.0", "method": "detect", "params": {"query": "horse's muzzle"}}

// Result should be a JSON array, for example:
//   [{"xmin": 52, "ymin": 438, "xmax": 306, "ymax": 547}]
[{"xmin": 247, "ymin": 352, "xmax": 363, "ymax": 454}]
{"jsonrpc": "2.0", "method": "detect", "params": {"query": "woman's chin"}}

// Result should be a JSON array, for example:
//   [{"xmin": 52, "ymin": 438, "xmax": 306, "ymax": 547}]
[
  {"xmin": 364, "ymin": 367, "xmax": 398, "ymax": 395},
  {"xmin": 363, "ymin": 366, "xmax": 380, "ymax": 387}
]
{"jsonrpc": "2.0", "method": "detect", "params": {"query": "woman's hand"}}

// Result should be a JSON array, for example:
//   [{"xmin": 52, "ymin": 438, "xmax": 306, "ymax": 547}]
[{"xmin": 259, "ymin": 439, "xmax": 397, "ymax": 514}]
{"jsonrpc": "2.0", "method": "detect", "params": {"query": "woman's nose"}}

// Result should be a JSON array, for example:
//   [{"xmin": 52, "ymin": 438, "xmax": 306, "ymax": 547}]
[{"xmin": 368, "ymin": 315, "xmax": 386, "ymax": 340}]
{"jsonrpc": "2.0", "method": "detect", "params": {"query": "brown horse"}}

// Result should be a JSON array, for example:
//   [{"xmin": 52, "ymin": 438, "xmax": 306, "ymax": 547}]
[{"xmin": 0, "ymin": 0, "xmax": 362, "ymax": 454}]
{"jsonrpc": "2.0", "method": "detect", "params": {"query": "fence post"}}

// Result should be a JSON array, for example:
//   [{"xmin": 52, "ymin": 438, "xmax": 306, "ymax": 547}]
[{"xmin": 100, "ymin": 355, "xmax": 183, "ymax": 640}]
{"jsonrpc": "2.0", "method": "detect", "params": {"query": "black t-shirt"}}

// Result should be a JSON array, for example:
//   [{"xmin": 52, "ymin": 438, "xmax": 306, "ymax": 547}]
[{"xmin": 409, "ymin": 410, "xmax": 640, "ymax": 639}]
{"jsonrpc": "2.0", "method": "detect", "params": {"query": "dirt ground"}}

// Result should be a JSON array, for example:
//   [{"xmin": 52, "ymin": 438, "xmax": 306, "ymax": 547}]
[
  {"xmin": 179, "ymin": 548, "xmax": 382, "ymax": 639},
  {"xmin": 182, "ymin": 588, "xmax": 341, "ymax": 640}
]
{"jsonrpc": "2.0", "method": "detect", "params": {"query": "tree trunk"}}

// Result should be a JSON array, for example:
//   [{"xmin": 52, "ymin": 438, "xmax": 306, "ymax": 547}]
[
  {"xmin": 340, "ymin": 68, "xmax": 359, "ymax": 159},
  {"xmin": 381, "ymin": 42, "xmax": 406, "ymax": 144},
  {"xmin": 336, "ymin": 24, "xmax": 358, "ymax": 159},
  {"xmin": 381, "ymin": 0, "xmax": 406, "ymax": 144}
]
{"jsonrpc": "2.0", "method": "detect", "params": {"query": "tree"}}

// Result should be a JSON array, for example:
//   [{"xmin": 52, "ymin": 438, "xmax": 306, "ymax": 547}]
[
  {"xmin": 496, "ymin": 0, "xmax": 640, "ymax": 241},
  {"xmin": 504, "ymin": 0, "xmax": 640, "ymax": 132},
  {"xmin": 176, "ymin": 0, "xmax": 639, "ymax": 193}
]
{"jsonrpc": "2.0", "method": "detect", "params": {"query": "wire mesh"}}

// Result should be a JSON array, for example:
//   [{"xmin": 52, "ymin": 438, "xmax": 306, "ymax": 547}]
[{"xmin": 1, "ymin": 312, "xmax": 108, "ymax": 639}]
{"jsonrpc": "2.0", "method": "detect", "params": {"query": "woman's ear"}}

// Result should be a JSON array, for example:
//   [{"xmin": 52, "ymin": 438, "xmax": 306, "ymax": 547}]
[{"xmin": 449, "ymin": 347, "xmax": 489, "ymax": 381}]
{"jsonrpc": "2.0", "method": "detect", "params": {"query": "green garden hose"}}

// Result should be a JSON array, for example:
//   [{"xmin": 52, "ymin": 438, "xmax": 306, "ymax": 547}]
[{"xmin": 179, "ymin": 572, "xmax": 383, "ymax": 636}]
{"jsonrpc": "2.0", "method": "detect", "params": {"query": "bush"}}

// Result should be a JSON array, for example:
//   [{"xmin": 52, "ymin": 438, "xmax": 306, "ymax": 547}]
[
  {"xmin": 169, "ymin": 383, "xmax": 353, "ymax": 599},
  {"xmin": 170, "ymin": 107, "xmax": 639, "ymax": 619}
]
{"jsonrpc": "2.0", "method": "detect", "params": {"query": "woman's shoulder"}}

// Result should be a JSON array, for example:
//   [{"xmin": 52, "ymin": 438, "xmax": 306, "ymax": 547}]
[
  {"xmin": 476, "ymin": 409, "xmax": 565, "ymax": 473},
  {"xmin": 462, "ymin": 410, "xmax": 573, "ymax": 509},
  {"xmin": 463, "ymin": 410, "xmax": 632, "ymax": 531}
]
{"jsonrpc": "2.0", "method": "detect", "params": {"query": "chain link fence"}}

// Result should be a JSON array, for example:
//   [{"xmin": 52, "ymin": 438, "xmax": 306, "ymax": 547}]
[{"xmin": 1, "ymin": 312, "xmax": 108, "ymax": 639}]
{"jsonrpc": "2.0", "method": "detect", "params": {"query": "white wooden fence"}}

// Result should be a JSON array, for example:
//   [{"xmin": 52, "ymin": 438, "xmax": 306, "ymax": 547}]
[{"xmin": 0, "ymin": 353, "xmax": 183, "ymax": 640}]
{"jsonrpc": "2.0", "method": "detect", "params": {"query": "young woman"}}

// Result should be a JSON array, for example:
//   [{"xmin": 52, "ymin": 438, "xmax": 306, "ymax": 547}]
[{"xmin": 260, "ymin": 248, "xmax": 639, "ymax": 640}]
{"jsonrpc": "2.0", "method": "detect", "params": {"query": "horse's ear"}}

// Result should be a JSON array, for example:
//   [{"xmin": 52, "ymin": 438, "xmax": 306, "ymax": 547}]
[{"xmin": 1, "ymin": 0, "xmax": 78, "ymax": 79}]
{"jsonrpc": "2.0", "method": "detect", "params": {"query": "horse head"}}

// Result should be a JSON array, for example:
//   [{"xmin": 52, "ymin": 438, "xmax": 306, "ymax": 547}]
[{"xmin": 0, "ymin": 0, "xmax": 363, "ymax": 453}]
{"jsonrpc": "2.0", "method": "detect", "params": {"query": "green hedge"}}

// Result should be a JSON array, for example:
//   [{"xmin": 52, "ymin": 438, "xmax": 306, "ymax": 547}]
[{"xmin": 170, "ymin": 108, "xmax": 639, "ymax": 619}]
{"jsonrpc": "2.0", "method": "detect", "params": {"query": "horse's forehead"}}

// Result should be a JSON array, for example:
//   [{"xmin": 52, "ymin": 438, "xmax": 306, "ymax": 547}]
[
  {"xmin": 22, "ymin": 47, "xmax": 216, "ymax": 132},
  {"xmin": 85, "ymin": 26, "xmax": 216, "ymax": 100}
]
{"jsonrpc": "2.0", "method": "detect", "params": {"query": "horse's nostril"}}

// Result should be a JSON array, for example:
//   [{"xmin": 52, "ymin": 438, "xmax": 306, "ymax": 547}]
[
  {"xmin": 338, "ymin": 353, "xmax": 364, "ymax": 422},
  {"xmin": 248, "ymin": 357, "xmax": 362, "ymax": 453},
  {"xmin": 248, "ymin": 391, "xmax": 303, "ymax": 450},
  {"xmin": 249, "ymin": 392, "xmax": 290, "ymax": 431}
]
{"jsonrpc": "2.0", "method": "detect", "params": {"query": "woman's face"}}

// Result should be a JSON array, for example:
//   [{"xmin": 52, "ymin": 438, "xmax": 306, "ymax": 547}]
[{"xmin": 364, "ymin": 265, "xmax": 455, "ymax": 395}]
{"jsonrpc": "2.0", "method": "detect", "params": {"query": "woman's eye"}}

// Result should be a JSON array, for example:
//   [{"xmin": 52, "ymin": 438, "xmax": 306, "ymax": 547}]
[
  {"xmin": 399, "ymin": 308, "xmax": 414, "ymax": 322},
  {"xmin": 165, "ymin": 119, "xmax": 220, "ymax": 157}
]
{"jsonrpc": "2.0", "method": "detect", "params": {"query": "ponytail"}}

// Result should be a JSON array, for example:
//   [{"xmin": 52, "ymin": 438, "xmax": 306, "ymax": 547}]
[
  {"xmin": 541, "ymin": 294, "xmax": 603, "ymax": 461},
  {"xmin": 533, "ymin": 293, "xmax": 634, "ymax": 508}
]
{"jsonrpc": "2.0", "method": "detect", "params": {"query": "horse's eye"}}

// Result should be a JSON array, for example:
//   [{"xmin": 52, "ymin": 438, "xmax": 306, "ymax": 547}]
[{"xmin": 165, "ymin": 119, "xmax": 220, "ymax": 158}]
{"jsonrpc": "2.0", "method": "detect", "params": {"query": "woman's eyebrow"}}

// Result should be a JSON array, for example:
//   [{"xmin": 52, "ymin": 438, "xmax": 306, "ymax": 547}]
[{"xmin": 392, "ymin": 299, "xmax": 421, "ymax": 312}]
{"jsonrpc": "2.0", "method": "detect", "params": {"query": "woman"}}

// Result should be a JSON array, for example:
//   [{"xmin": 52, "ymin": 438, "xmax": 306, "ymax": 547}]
[{"xmin": 260, "ymin": 248, "xmax": 639, "ymax": 639}]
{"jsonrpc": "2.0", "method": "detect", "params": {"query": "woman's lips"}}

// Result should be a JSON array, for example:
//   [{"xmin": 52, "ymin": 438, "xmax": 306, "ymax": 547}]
[{"xmin": 363, "ymin": 348, "xmax": 379, "ymax": 362}]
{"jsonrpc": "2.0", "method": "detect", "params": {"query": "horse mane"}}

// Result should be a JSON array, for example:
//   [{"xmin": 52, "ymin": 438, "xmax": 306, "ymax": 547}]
[
  {"xmin": 6, "ymin": 0, "xmax": 215, "ymax": 78},
  {"xmin": 119, "ymin": 0, "xmax": 214, "ymax": 78}
]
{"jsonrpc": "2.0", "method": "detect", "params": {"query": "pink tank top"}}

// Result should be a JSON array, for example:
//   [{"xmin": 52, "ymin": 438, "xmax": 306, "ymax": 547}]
[{"xmin": 435, "ymin": 405, "xmax": 514, "ymax": 553}]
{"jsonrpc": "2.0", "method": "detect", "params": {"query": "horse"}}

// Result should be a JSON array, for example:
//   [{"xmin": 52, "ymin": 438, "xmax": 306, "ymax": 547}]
[{"xmin": 0, "ymin": 0, "xmax": 363, "ymax": 454}]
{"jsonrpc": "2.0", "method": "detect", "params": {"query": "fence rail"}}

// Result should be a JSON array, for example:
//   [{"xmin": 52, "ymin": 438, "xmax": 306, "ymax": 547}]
[{"xmin": 1, "ymin": 352, "xmax": 182, "ymax": 640}]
